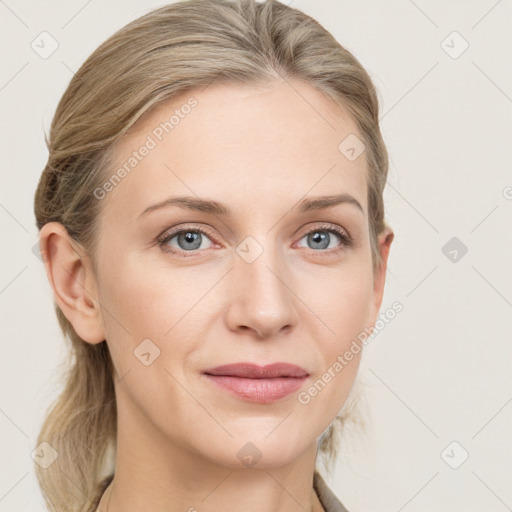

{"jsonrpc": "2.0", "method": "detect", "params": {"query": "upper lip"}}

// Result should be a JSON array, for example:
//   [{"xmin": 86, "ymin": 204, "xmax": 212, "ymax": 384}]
[{"xmin": 203, "ymin": 363, "xmax": 309, "ymax": 379}]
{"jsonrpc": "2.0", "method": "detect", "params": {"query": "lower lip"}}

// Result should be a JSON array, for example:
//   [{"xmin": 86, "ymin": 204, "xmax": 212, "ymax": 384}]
[{"xmin": 204, "ymin": 375, "xmax": 308, "ymax": 404}]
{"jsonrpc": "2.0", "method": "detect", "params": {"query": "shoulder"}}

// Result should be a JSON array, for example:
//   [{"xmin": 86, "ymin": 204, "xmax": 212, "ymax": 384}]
[{"xmin": 313, "ymin": 470, "xmax": 351, "ymax": 512}]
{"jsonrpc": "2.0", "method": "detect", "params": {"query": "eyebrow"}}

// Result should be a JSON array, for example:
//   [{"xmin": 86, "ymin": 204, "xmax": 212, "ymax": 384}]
[{"xmin": 138, "ymin": 193, "xmax": 364, "ymax": 219}]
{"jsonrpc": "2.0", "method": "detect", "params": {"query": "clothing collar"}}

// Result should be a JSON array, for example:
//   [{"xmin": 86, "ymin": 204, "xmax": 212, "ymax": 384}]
[{"xmin": 313, "ymin": 470, "xmax": 350, "ymax": 512}]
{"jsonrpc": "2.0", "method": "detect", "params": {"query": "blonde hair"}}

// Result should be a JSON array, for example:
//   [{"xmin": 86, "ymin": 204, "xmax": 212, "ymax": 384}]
[{"xmin": 33, "ymin": 0, "xmax": 389, "ymax": 510}]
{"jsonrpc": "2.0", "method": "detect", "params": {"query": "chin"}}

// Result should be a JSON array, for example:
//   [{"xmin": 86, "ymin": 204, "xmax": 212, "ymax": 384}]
[{"xmin": 203, "ymin": 431, "xmax": 314, "ymax": 470}]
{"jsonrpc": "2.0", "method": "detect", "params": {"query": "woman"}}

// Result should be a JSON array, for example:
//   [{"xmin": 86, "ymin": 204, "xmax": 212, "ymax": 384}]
[{"xmin": 33, "ymin": 0, "xmax": 393, "ymax": 510}]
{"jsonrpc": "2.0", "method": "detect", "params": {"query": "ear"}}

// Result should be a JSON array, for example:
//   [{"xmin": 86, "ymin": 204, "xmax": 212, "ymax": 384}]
[
  {"xmin": 368, "ymin": 227, "xmax": 394, "ymax": 326},
  {"xmin": 38, "ymin": 222, "xmax": 105, "ymax": 344}
]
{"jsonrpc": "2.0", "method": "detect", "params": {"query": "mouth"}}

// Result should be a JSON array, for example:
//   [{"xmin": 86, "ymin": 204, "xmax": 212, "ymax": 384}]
[{"xmin": 202, "ymin": 362, "xmax": 310, "ymax": 404}]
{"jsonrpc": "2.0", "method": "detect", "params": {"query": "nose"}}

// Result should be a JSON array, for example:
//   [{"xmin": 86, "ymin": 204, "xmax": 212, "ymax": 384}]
[{"xmin": 224, "ymin": 239, "xmax": 300, "ymax": 340}]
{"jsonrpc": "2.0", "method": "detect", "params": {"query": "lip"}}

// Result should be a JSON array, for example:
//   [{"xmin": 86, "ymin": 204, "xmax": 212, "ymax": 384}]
[{"xmin": 202, "ymin": 363, "xmax": 309, "ymax": 404}]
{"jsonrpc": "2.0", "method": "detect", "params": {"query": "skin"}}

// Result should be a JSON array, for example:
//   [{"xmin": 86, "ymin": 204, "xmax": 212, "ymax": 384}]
[{"xmin": 40, "ymin": 77, "xmax": 393, "ymax": 512}]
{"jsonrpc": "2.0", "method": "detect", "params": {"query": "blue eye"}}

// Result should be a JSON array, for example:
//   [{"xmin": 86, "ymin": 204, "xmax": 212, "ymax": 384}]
[
  {"xmin": 157, "ymin": 223, "xmax": 352, "ymax": 257},
  {"xmin": 297, "ymin": 226, "xmax": 351, "ymax": 252},
  {"xmin": 159, "ymin": 228, "xmax": 214, "ymax": 255}
]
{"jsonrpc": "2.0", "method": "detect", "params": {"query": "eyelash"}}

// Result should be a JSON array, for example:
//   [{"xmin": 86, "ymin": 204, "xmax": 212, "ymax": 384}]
[{"xmin": 157, "ymin": 223, "xmax": 353, "ymax": 258}]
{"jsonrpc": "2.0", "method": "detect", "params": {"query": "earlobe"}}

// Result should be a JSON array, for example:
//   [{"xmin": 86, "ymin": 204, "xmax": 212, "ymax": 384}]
[{"xmin": 39, "ymin": 222, "xmax": 105, "ymax": 344}]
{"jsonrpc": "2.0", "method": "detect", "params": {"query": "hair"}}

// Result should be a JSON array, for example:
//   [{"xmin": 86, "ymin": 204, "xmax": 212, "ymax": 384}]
[{"xmin": 33, "ymin": 0, "xmax": 390, "ymax": 510}]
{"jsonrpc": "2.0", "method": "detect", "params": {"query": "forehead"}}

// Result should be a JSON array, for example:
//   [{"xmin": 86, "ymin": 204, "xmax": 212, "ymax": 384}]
[{"xmin": 101, "ymin": 78, "xmax": 368, "ymax": 222}]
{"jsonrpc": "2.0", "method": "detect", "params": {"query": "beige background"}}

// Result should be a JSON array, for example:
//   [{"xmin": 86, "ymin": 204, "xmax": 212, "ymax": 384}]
[{"xmin": 1, "ymin": 0, "xmax": 511, "ymax": 510}]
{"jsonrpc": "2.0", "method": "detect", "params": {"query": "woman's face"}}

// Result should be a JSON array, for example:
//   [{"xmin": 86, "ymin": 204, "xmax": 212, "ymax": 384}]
[{"xmin": 91, "ymin": 78, "xmax": 391, "ymax": 469}]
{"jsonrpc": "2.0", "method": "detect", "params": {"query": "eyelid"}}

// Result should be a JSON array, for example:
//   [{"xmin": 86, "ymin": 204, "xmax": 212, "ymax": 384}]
[
  {"xmin": 296, "ymin": 222, "xmax": 351, "ymax": 241},
  {"xmin": 293, "ymin": 222, "xmax": 353, "ymax": 253},
  {"xmin": 157, "ymin": 221, "xmax": 353, "ymax": 256},
  {"xmin": 157, "ymin": 223, "xmax": 218, "ymax": 245}
]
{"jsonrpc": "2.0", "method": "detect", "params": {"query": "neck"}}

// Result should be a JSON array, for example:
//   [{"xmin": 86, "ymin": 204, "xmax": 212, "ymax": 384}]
[
  {"xmin": 95, "ymin": 381, "xmax": 326, "ymax": 512},
  {"xmin": 99, "ymin": 468, "xmax": 325, "ymax": 512}
]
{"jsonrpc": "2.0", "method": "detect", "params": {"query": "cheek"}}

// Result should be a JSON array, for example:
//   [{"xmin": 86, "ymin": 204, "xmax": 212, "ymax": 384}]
[
  {"xmin": 296, "ymin": 264, "xmax": 372, "ymax": 407},
  {"xmin": 94, "ymin": 251, "xmax": 170, "ymax": 363},
  {"xmin": 97, "ymin": 253, "xmax": 215, "ymax": 372},
  {"xmin": 299, "ymin": 263, "xmax": 374, "ymax": 343}
]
